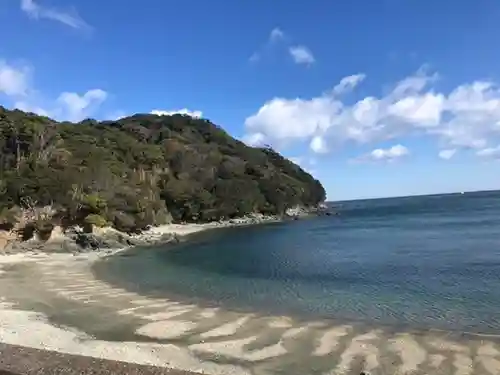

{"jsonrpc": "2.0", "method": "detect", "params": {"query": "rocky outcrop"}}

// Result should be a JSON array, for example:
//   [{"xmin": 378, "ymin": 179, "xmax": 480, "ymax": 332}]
[
  {"xmin": 284, "ymin": 206, "xmax": 311, "ymax": 218},
  {"xmin": 284, "ymin": 204, "xmax": 337, "ymax": 219},
  {"xmin": 0, "ymin": 211, "xmax": 286, "ymax": 255},
  {"xmin": 0, "ymin": 218, "xmax": 189, "ymax": 254}
]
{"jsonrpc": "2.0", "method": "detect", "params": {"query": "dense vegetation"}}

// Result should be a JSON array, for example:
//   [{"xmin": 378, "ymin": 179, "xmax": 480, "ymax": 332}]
[{"xmin": 0, "ymin": 106, "xmax": 325, "ymax": 233}]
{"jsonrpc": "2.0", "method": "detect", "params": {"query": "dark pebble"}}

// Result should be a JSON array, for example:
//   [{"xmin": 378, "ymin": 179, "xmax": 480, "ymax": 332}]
[{"xmin": 0, "ymin": 343, "xmax": 201, "ymax": 375}]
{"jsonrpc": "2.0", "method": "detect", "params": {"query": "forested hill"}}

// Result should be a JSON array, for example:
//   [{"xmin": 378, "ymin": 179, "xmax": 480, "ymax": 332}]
[{"xmin": 0, "ymin": 106, "xmax": 326, "ymax": 233}]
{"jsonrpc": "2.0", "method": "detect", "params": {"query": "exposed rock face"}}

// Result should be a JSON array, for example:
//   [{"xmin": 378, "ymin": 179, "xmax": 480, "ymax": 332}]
[
  {"xmin": 0, "ymin": 223, "xmax": 180, "ymax": 254},
  {"xmin": 284, "ymin": 206, "xmax": 311, "ymax": 218},
  {"xmin": 47, "ymin": 225, "xmax": 65, "ymax": 242},
  {"xmin": 284, "ymin": 204, "xmax": 336, "ymax": 218},
  {"xmin": 0, "ymin": 211, "xmax": 284, "ymax": 254}
]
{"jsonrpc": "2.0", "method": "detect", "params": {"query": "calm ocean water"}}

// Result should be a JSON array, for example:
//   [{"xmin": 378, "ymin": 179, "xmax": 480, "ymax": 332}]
[{"xmin": 94, "ymin": 190, "xmax": 500, "ymax": 334}]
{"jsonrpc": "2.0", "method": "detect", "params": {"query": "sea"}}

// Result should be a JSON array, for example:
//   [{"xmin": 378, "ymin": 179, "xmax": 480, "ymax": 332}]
[{"xmin": 93, "ymin": 190, "xmax": 500, "ymax": 334}]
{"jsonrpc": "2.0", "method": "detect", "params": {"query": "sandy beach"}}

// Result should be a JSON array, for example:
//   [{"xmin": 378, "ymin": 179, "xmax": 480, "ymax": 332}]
[{"xmin": 1, "ymin": 223, "xmax": 500, "ymax": 375}]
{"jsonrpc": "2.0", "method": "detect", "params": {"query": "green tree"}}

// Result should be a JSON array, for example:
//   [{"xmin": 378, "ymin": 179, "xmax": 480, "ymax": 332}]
[{"xmin": 0, "ymin": 106, "xmax": 326, "ymax": 232}]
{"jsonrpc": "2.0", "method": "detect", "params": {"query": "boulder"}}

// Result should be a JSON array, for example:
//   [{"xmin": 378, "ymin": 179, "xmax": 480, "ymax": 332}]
[
  {"xmin": 75, "ymin": 233, "xmax": 102, "ymax": 250},
  {"xmin": 47, "ymin": 225, "xmax": 65, "ymax": 242}
]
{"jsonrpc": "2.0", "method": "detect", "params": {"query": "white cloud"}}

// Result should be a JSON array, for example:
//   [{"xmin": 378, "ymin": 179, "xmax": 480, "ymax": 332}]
[
  {"xmin": 438, "ymin": 149, "xmax": 457, "ymax": 160},
  {"xmin": 57, "ymin": 89, "xmax": 108, "ymax": 122},
  {"xmin": 242, "ymin": 132, "xmax": 266, "ymax": 147},
  {"xmin": 354, "ymin": 144, "xmax": 409, "ymax": 163},
  {"xmin": 387, "ymin": 93, "xmax": 445, "ymax": 127},
  {"xmin": 390, "ymin": 68, "xmax": 438, "ymax": 97},
  {"xmin": 433, "ymin": 82, "xmax": 500, "ymax": 149},
  {"xmin": 310, "ymin": 136, "xmax": 328, "ymax": 153},
  {"xmin": 477, "ymin": 145, "xmax": 500, "ymax": 159},
  {"xmin": 245, "ymin": 96, "xmax": 341, "ymax": 142},
  {"xmin": 0, "ymin": 59, "xmax": 107, "ymax": 122},
  {"xmin": 333, "ymin": 74, "xmax": 366, "ymax": 95},
  {"xmin": 20, "ymin": 0, "xmax": 90, "ymax": 30},
  {"xmin": 289, "ymin": 46, "xmax": 315, "ymax": 65},
  {"xmin": 151, "ymin": 108, "xmax": 203, "ymax": 118},
  {"xmin": 14, "ymin": 101, "xmax": 50, "ymax": 117},
  {"xmin": 14, "ymin": 89, "xmax": 108, "ymax": 122},
  {"xmin": 243, "ymin": 68, "xmax": 500, "ymax": 158},
  {"xmin": 0, "ymin": 60, "xmax": 30, "ymax": 96}
]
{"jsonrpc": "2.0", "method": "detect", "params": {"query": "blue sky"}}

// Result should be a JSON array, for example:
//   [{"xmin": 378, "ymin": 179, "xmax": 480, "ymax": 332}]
[{"xmin": 1, "ymin": 0, "xmax": 500, "ymax": 200}]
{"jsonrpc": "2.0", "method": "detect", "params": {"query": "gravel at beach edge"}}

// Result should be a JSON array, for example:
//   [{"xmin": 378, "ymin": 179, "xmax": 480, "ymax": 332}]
[{"xmin": 0, "ymin": 343, "xmax": 203, "ymax": 375}]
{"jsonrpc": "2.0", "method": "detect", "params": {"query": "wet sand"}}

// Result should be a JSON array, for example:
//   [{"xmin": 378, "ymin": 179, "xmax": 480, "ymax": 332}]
[{"xmin": 1, "ymin": 252, "xmax": 500, "ymax": 375}]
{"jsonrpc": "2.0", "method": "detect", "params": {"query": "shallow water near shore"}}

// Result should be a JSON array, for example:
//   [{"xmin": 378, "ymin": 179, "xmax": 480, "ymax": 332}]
[{"xmin": 94, "ymin": 190, "xmax": 500, "ymax": 335}]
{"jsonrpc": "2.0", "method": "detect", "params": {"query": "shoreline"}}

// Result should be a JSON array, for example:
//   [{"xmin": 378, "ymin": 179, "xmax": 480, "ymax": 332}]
[
  {"xmin": 1, "ymin": 202, "xmax": 329, "ymax": 257},
  {"xmin": 0, "ymin": 212, "xmax": 282, "ymax": 258},
  {"xmin": 6, "ymin": 217, "xmax": 500, "ymax": 339},
  {"xmin": 1, "ymin": 221, "xmax": 500, "ymax": 374}
]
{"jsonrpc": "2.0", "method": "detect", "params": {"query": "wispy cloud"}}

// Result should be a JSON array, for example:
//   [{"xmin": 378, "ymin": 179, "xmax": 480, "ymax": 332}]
[
  {"xmin": 476, "ymin": 145, "xmax": 500, "ymax": 159},
  {"xmin": 438, "ymin": 149, "xmax": 457, "ymax": 160},
  {"xmin": 249, "ymin": 28, "xmax": 286, "ymax": 63},
  {"xmin": 269, "ymin": 27, "xmax": 285, "ymax": 43},
  {"xmin": 352, "ymin": 145, "xmax": 410, "ymax": 163},
  {"xmin": 250, "ymin": 27, "xmax": 315, "ymax": 67},
  {"xmin": 333, "ymin": 74, "xmax": 366, "ymax": 95},
  {"xmin": 248, "ymin": 52, "xmax": 261, "ymax": 64},
  {"xmin": 20, "ymin": 0, "xmax": 90, "ymax": 30},
  {"xmin": 289, "ymin": 45, "xmax": 315, "ymax": 66}
]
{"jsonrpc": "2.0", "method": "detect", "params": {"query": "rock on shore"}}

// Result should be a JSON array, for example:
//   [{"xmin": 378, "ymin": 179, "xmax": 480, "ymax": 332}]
[
  {"xmin": 0, "ymin": 204, "xmax": 337, "ymax": 255},
  {"xmin": 0, "ymin": 213, "xmax": 282, "ymax": 255}
]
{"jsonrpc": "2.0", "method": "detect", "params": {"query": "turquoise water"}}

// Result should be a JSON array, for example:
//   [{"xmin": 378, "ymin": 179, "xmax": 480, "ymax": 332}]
[{"xmin": 94, "ymin": 191, "xmax": 500, "ymax": 334}]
